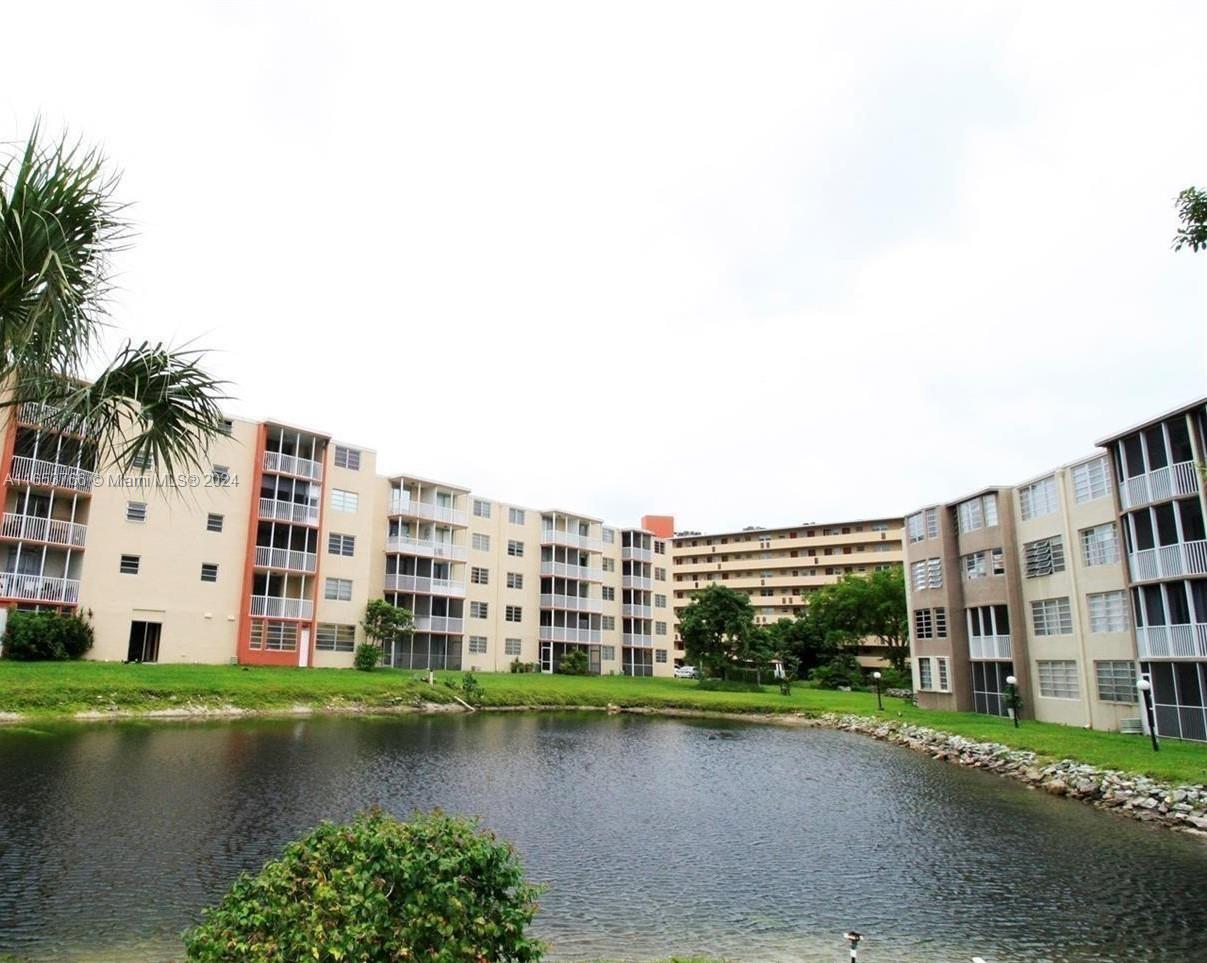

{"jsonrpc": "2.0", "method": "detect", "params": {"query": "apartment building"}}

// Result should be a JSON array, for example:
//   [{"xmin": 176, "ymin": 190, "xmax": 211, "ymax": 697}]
[
  {"xmin": 0, "ymin": 404, "xmax": 676, "ymax": 676},
  {"xmin": 670, "ymin": 518, "xmax": 905, "ymax": 665}
]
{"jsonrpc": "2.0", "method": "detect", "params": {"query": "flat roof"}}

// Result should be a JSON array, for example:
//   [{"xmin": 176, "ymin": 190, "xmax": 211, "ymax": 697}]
[
  {"xmin": 542, "ymin": 507, "xmax": 604, "ymax": 523},
  {"xmin": 671, "ymin": 515, "xmax": 904, "ymax": 541},
  {"xmin": 1095, "ymin": 396, "xmax": 1207, "ymax": 446},
  {"xmin": 389, "ymin": 472, "xmax": 471, "ymax": 493}
]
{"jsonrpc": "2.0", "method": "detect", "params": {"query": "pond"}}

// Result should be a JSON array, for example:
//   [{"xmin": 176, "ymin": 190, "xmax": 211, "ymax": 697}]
[{"xmin": 0, "ymin": 713, "xmax": 1204, "ymax": 962}]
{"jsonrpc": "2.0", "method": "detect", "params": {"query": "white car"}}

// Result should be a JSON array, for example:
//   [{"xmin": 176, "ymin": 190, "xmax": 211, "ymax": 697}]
[{"xmin": 673, "ymin": 665, "xmax": 699, "ymax": 679}]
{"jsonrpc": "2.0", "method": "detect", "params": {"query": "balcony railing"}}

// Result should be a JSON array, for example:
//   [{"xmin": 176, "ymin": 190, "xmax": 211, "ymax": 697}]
[
  {"xmin": 1119, "ymin": 460, "xmax": 1199, "ymax": 510},
  {"xmin": 9, "ymin": 455, "xmax": 93, "ymax": 493},
  {"xmin": 414, "ymin": 615, "xmax": 464, "ymax": 634},
  {"xmin": 0, "ymin": 572, "xmax": 80, "ymax": 604},
  {"xmin": 1136, "ymin": 623, "xmax": 1207, "ymax": 659},
  {"xmin": 263, "ymin": 450, "xmax": 324, "ymax": 482},
  {"xmin": 249, "ymin": 596, "xmax": 314, "ymax": 619},
  {"xmin": 968, "ymin": 634, "xmax": 1012, "ymax": 660},
  {"xmin": 621, "ymin": 546, "xmax": 653, "ymax": 562},
  {"xmin": 385, "ymin": 536, "xmax": 468, "ymax": 561},
  {"xmin": 254, "ymin": 545, "xmax": 318, "ymax": 573},
  {"xmin": 258, "ymin": 497, "xmax": 320, "ymax": 526},
  {"xmin": 0, "ymin": 513, "xmax": 87, "ymax": 548},
  {"xmin": 539, "ymin": 625, "xmax": 602, "ymax": 644},
  {"xmin": 17, "ymin": 402, "xmax": 90, "ymax": 436},
  {"xmin": 540, "ymin": 561, "xmax": 603, "ymax": 581},
  {"xmin": 387, "ymin": 498, "xmax": 467, "ymax": 526},
  {"xmin": 622, "ymin": 575, "xmax": 653, "ymax": 590},
  {"xmin": 539, "ymin": 593, "xmax": 603, "ymax": 613},
  {"xmin": 383, "ymin": 573, "xmax": 467, "ymax": 597},
  {"xmin": 623, "ymin": 603, "xmax": 652, "ymax": 619},
  {"xmin": 623, "ymin": 633, "xmax": 654, "ymax": 647},
  {"xmin": 1127, "ymin": 540, "xmax": 1207, "ymax": 583},
  {"xmin": 540, "ymin": 528, "xmax": 603, "ymax": 552}
]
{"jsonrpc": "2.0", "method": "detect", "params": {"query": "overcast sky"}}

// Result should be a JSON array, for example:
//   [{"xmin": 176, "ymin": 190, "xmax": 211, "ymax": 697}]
[{"xmin": 4, "ymin": 2, "xmax": 1205, "ymax": 532}]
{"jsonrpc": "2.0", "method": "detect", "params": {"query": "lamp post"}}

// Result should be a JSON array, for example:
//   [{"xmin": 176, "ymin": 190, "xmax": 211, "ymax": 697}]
[
  {"xmin": 1136, "ymin": 677, "xmax": 1160, "ymax": 752},
  {"xmin": 843, "ymin": 931, "xmax": 862, "ymax": 963},
  {"xmin": 1005, "ymin": 674, "xmax": 1020, "ymax": 728},
  {"xmin": 872, "ymin": 670, "xmax": 883, "ymax": 711}
]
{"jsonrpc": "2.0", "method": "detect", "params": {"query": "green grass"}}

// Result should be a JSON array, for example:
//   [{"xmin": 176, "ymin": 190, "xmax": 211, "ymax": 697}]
[{"xmin": 1, "ymin": 661, "xmax": 1205, "ymax": 785}]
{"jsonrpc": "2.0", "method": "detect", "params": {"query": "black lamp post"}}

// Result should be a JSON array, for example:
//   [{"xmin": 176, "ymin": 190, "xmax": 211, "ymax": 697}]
[
  {"xmin": 1137, "ymin": 677, "xmax": 1160, "ymax": 752},
  {"xmin": 1005, "ymin": 674, "xmax": 1021, "ymax": 728},
  {"xmin": 872, "ymin": 670, "xmax": 883, "ymax": 711},
  {"xmin": 843, "ymin": 931, "xmax": 862, "ymax": 963}
]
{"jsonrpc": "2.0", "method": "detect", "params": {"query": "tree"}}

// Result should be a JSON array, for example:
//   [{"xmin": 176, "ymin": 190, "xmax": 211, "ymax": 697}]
[
  {"xmin": 1173, "ymin": 186, "xmax": 1207, "ymax": 253},
  {"xmin": 762, "ymin": 615, "xmax": 834, "ymax": 677},
  {"xmin": 1, "ymin": 123, "xmax": 226, "ymax": 474},
  {"xmin": 677, "ymin": 584, "xmax": 757, "ymax": 678},
  {"xmin": 361, "ymin": 598, "xmax": 414, "ymax": 659},
  {"xmin": 804, "ymin": 568, "xmax": 909, "ymax": 672}
]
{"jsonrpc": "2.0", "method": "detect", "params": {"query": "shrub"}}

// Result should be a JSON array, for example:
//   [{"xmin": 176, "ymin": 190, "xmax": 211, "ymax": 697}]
[
  {"xmin": 461, "ymin": 670, "xmax": 483, "ymax": 705},
  {"xmin": 696, "ymin": 678, "xmax": 764, "ymax": 693},
  {"xmin": 183, "ymin": 809, "xmax": 544, "ymax": 962},
  {"xmin": 555, "ymin": 647, "xmax": 588, "ymax": 675},
  {"xmin": 809, "ymin": 653, "xmax": 866, "ymax": 690},
  {"xmin": 2, "ymin": 610, "xmax": 94, "ymax": 661},
  {"xmin": 875, "ymin": 665, "xmax": 912, "ymax": 690},
  {"xmin": 353, "ymin": 643, "xmax": 382, "ymax": 672},
  {"xmin": 509, "ymin": 658, "xmax": 536, "ymax": 674}
]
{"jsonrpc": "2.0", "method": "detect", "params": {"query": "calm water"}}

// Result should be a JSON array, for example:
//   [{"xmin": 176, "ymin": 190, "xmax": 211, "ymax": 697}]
[{"xmin": 0, "ymin": 713, "xmax": 1204, "ymax": 962}]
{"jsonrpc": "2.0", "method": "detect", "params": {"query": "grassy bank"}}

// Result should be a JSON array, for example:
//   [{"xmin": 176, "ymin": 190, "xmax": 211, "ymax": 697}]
[{"xmin": 1, "ymin": 661, "xmax": 1205, "ymax": 785}]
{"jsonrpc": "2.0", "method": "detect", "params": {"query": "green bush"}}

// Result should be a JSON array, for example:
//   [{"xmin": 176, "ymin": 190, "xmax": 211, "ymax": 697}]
[
  {"xmin": 183, "ymin": 809, "xmax": 544, "ymax": 963},
  {"xmin": 509, "ymin": 658, "xmax": 537, "ymax": 674},
  {"xmin": 353, "ymin": 643, "xmax": 382, "ymax": 672},
  {"xmin": 875, "ymin": 665, "xmax": 912, "ymax": 690},
  {"xmin": 555, "ymin": 647, "xmax": 589, "ymax": 675},
  {"xmin": 696, "ymin": 678, "xmax": 765, "ymax": 693},
  {"xmin": 461, "ymin": 670, "xmax": 483, "ymax": 705},
  {"xmin": 2, "ymin": 610, "xmax": 94, "ymax": 661},
  {"xmin": 808, "ymin": 653, "xmax": 866, "ymax": 690}
]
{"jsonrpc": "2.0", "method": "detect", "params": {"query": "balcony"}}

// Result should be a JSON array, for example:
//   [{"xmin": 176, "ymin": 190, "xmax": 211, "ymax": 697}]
[
  {"xmin": 383, "ymin": 573, "xmax": 467, "ymax": 597},
  {"xmin": 385, "ymin": 536, "xmax": 468, "ymax": 562},
  {"xmin": 968, "ymin": 635, "xmax": 1012, "ymax": 660},
  {"xmin": 1136, "ymin": 623, "xmax": 1207, "ymax": 659},
  {"xmin": 621, "ymin": 546, "xmax": 653, "ymax": 563},
  {"xmin": 17, "ymin": 402, "xmax": 90, "ymax": 436},
  {"xmin": 622, "ymin": 575, "xmax": 653, "ymax": 591},
  {"xmin": 539, "ymin": 625, "xmax": 601, "ymax": 644},
  {"xmin": 254, "ymin": 545, "xmax": 318, "ymax": 573},
  {"xmin": 0, "ymin": 513, "xmax": 87, "ymax": 548},
  {"xmin": 259, "ymin": 497, "xmax": 320, "ymax": 526},
  {"xmin": 263, "ymin": 450, "xmax": 323, "ymax": 482},
  {"xmin": 0, "ymin": 572, "xmax": 80, "ymax": 604},
  {"xmin": 9, "ymin": 455, "xmax": 93, "ymax": 493},
  {"xmin": 1128, "ymin": 540, "xmax": 1207, "ymax": 583},
  {"xmin": 388, "ymin": 497, "xmax": 467, "ymax": 526},
  {"xmin": 540, "ymin": 528, "xmax": 603, "ymax": 552},
  {"xmin": 1119, "ymin": 460, "xmax": 1199, "ymax": 510},
  {"xmin": 249, "ymin": 596, "xmax": 314, "ymax": 619},
  {"xmin": 539, "ymin": 593, "xmax": 603, "ymax": 613},
  {"xmin": 623, "ymin": 632, "xmax": 654, "ymax": 647},
  {"xmin": 414, "ymin": 615, "xmax": 464, "ymax": 634},
  {"xmin": 623, "ymin": 603, "xmax": 653, "ymax": 618},
  {"xmin": 540, "ymin": 561, "xmax": 603, "ymax": 581}
]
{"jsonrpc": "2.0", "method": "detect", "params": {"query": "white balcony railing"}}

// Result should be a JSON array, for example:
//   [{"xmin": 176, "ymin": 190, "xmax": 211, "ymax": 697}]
[
  {"xmin": 9, "ymin": 455, "xmax": 93, "ymax": 493},
  {"xmin": 622, "ymin": 575, "xmax": 653, "ymax": 591},
  {"xmin": 263, "ymin": 450, "xmax": 324, "ymax": 482},
  {"xmin": 968, "ymin": 634, "xmax": 1013, "ymax": 660},
  {"xmin": 0, "ymin": 572, "xmax": 80, "ymax": 603},
  {"xmin": 540, "ymin": 528, "xmax": 603, "ymax": 552},
  {"xmin": 623, "ymin": 633, "xmax": 654, "ymax": 647},
  {"xmin": 621, "ymin": 546, "xmax": 653, "ymax": 562},
  {"xmin": 540, "ymin": 561, "xmax": 603, "ymax": 581},
  {"xmin": 17, "ymin": 402, "xmax": 90, "ymax": 436},
  {"xmin": 539, "ymin": 593, "xmax": 603, "ymax": 613},
  {"xmin": 254, "ymin": 545, "xmax": 318, "ymax": 573},
  {"xmin": 623, "ymin": 603, "xmax": 653, "ymax": 619},
  {"xmin": 258, "ymin": 497, "xmax": 320, "ymax": 525},
  {"xmin": 1119, "ymin": 460, "xmax": 1199, "ymax": 510},
  {"xmin": 383, "ymin": 573, "xmax": 467, "ymax": 597},
  {"xmin": 414, "ymin": 615, "xmax": 464, "ymax": 634},
  {"xmin": 249, "ymin": 596, "xmax": 314, "ymax": 619},
  {"xmin": 1127, "ymin": 540, "xmax": 1207, "ymax": 583},
  {"xmin": 385, "ymin": 536, "xmax": 468, "ymax": 561},
  {"xmin": 539, "ymin": 625, "xmax": 602, "ymax": 644},
  {"xmin": 1136, "ymin": 623, "xmax": 1207, "ymax": 660},
  {"xmin": 0, "ymin": 512, "xmax": 87, "ymax": 548},
  {"xmin": 387, "ymin": 498, "xmax": 467, "ymax": 526}
]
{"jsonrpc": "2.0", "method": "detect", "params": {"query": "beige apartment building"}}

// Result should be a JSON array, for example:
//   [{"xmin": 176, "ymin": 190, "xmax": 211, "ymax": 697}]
[
  {"xmin": 670, "ymin": 518, "xmax": 905, "ymax": 665},
  {"xmin": 0, "ymin": 403, "xmax": 676, "ymax": 677}
]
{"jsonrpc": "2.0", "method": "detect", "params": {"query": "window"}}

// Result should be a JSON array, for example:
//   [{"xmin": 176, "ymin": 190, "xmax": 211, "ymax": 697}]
[
  {"xmin": 200, "ymin": 563, "xmax": 218, "ymax": 583},
  {"xmin": 509, "ymin": 507, "xmax": 525, "ymax": 524},
  {"xmin": 131, "ymin": 450, "xmax": 154, "ymax": 471},
  {"xmin": 602, "ymin": 615, "xmax": 616, "ymax": 630},
  {"xmin": 252, "ymin": 621, "xmax": 298, "ymax": 652},
  {"xmin": 1038, "ymin": 660, "xmax": 1080, "ymax": 699},
  {"xmin": 1088, "ymin": 590, "xmax": 1129, "ymax": 633},
  {"xmin": 1095, "ymin": 661, "xmax": 1137, "ymax": 703},
  {"xmin": 907, "ymin": 512, "xmax": 925, "ymax": 543},
  {"xmin": 918, "ymin": 657, "xmax": 934, "ymax": 689},
  {"xmin": 656, "ymin": 621, "xmax": 667, "ymax": 635},
  {"xmin": 655, "ymin": 594, "xmax": 667, "ymax": 608},
  {"xmin": 470, "ymin": 601, "xmax": 488, "ymax": 619},
  {"xmin": 219, "ymin": 418, "xmax": 234, "ymax": 436},
  {"xmin": 1023, "ymin": 536, "xmax": 1065, "ymax": 578},
  {"xmin": 603, "ymin": 527, "xmax": 615, "ymax": 544},
  {"xmin": 654, "ymin": 566, "xmax": 666, "ymax": 581},
  {"xmin": 120, "ymin": 554, "xmax": 139, "ymax": 575},
  {"xmin": 468, "ymin": 636, "xmax": 488, "ymax": 654},
  {"xmin": 1031, "ymin": 597, "xmax": 1073, "ymax": 636},
  {"xmin": 507, "ymin": 539, "xmax": 524, "ymax": 557},
  {"xmin": 957, "ymin": 494, "xmax": 998, "ymax": 533},
  {"xmin": 655, "ymin": 649, "xmax": 667, "ymax": 663},
  {"xmin": 910, "ymin": 558, "xmax": 942, "ymax": 590},
  {"xmin": 504, "ymin": 638, "xmax": 522, "ymax": 656},
  {"xmin": 472, "ymin": 533, "xmax": 491, "ymax": 552},
  {"xmin": 126, "ymin": 501, "xmax": 147, "ymax": 522},
  {"xmin": 914, "ymin": 607, "xmax": 950, "ymax": 640},
  {"xmin": 962, "ymin": 551, "xmax": 988, "ymax": 580},
  {"xmin": 1018, "ymin": 476, "xmax": 1059, "ymax": 520},
  {"xmin": 936, "ymin": 657, "xmax": 950, "ymax": 691},
  {"xmin": 473, "ymin": 499, "xmax": 492, "ymax": 518},
  {"xmin": 1080, "ymin": 524, "xmax": 1120, "ymax": 566},
  {"xmin": 324, "ymin": 578, "xmax": 353, "ymax": 601},
  {"xmin": 1072, "ymin": 457, "xmax": 1111, "ymax": 503},
  {"xmin": 602, "ymin": 557, "xmax": 615, "ymax": 572},
  {"xmin": 506, "ymin": 572, "xmax": 523, "ymax": 589},
  {"xmin": 601, "ymin": 645, "xmax": 616, "ymax": 660},
  {"xmin": 331, "ymin": 489, "xmax": 358, "ymax": 513},
  {"xmin": 602, "ymin": 586, "xmax": 615, "ymax": 601},
  {"xmin": 316, "ymin": 624, "xmax": 356, "ymax": 652},
  {"xmin": 333, "ymin": 445, "xmax": 361, "ymax": 470},
  {"xmin": 327, "ymin": 533, "xmax": 355, "ymax": 557},
  {"xmin": 211, "ymin": 465, "xmax": 231, "ymax": 486},
  {"xmin": 206, "ymin": 513, "xmax": 224, "ymax": 533},
  {"xmin": 471, "ymin": 566, "xmax": 489, "ymax": 585},
  {"xmin": 654, "ymin": 541, "xmax": 666, "ymax": 554},
  {"xmin": 505, "ymin": 605, "xmax": 522, "ymax": 623}
]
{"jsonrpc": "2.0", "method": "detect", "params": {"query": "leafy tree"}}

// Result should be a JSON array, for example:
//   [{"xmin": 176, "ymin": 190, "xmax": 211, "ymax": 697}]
[
  {"xmin": 361, "ymin": 599, "xmax": 413, "ymax": 655},
  {"xmin": 1, "ymin": 123, "xmax": 226, "ymax": 474},
  {"xmin": 555, "ymin": 647, "xmax": 589, "ymax": 675},
  {"xmin": 762, "ymin": 614, "xmax": 834, "ymax": 677},
  {"xmin": 677, "ymin": 584, "xmax": 757, "ymax": 679},
  {"xmin": 2, "ymin": 610, "xmax": 93, "ymax": 660},
  {"xmin": 809, "ymin": 652, "xmax": 865, "ymax": 690},
  {"xmin": 1173, "ymin": 186, "xmax": 1207, "ymax": 252},
  {"xmin": 804, "ymin": 568, "xmax": 909, "ymax": 672},
  {"xmin": 183, "ymin": 809, "xmax": 544, "ymax": 962}
]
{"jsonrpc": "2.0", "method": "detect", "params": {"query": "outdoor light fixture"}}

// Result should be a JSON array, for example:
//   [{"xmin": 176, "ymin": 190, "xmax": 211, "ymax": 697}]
[
  {"xmin": 843, "ymin": 931, "xmax": 863, "ymax": 962},
  {"xmin": 872, "ymin": 670, "xmax": 883, "ymax": 711},
  {"xmin": 1136, "ymin": 677, "xmax": 1160, "ymax": 753},
  {"xmin": 1005, "ymin": 675, "xmax": 1020, "ymax": 728}
]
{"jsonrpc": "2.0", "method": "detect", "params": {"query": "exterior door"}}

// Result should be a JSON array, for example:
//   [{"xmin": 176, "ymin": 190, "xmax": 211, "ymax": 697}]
[{"xmin": 127, "ymin": 621, "xmax": 161, "ymax": 662}]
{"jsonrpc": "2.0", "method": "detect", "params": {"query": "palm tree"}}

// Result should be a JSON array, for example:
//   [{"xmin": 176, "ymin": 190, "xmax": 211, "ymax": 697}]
[{"xmin": 0, "ymin": 122, "xmax": 226, "ymax": 475}]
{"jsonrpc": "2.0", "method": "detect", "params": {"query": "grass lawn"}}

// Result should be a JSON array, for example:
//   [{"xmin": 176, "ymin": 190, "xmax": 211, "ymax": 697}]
[{"xmin": 1, "ymin": 661, "xmax": 1205, "ymax": 785}]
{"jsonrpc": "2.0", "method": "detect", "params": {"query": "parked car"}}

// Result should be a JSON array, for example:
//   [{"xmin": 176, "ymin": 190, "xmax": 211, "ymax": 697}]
[{"xmin": 673, "ymin": 665, "xmax": 699, "ymax": 679}]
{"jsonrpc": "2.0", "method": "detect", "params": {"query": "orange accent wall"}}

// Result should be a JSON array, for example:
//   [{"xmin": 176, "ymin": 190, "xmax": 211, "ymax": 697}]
[
  {"xmin": 236, "ymin": 423, "xmax": 268, "ymax": 664},
  {"xmin": 641, "ymin": 514, "xmax": 675, "ymax": 539}
]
